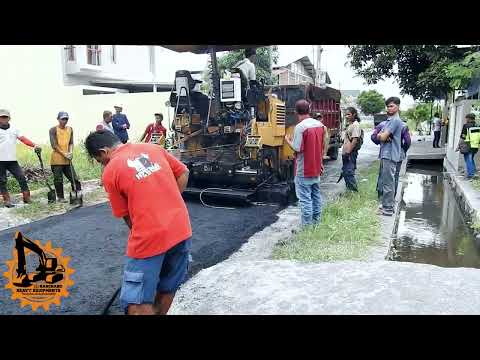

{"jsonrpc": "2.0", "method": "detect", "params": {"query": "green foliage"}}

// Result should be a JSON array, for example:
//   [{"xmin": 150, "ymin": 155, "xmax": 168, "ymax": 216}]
[
  {"xmin": 347, "ymin": 45, "xmax": 477, "ymax": 101},
  {"xmin": 217, "ymin": 46, "xmax": 279, "ymax": 85},
  {"xmin": 272, "ymin": 162, "xmax": 382, "ymax": 262},
  {"xmin": 401, "ymin": 103, "xmax": 432, "ymax": 131},
  {"xmin": 357, "ymin": 90, "xmax": 385, "ymax": 116},
  {"xmin": 446, "ymin": 52, "xmax": 480, "ymax": 89}
]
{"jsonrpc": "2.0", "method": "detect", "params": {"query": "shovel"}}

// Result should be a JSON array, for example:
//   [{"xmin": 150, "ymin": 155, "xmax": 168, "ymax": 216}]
[
  {"xmin": 36, "ymin": 151, "xmax": 56, "ymax": 203},
  {"xmin": 68, "ymin": 160, "xmax": 83, "ymax": 207}
]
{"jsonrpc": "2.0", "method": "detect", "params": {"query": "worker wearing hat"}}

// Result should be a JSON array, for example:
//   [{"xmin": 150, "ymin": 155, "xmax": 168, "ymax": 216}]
[
  {"xmin": 0, "ymin": 109, "xmax": 41, "ymax": 207},
  {"xmin": 112, "ymin": 105, "xmax": 130, "ymax": 144},
  {"xmin": 49, "ymin": 111, "xmax": 82, "ymax": 202}
]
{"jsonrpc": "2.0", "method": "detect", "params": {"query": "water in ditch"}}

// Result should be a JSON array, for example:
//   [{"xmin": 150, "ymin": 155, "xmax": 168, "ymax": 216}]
[{"xmin": 390, "ymin": 161, "xmax": 480, "ymax": 268}]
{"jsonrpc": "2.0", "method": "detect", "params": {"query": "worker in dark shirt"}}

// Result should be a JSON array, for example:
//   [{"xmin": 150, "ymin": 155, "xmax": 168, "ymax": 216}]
[{"xmin": 112, "ymin": 105, "xmax": 130, "ymax": 144}]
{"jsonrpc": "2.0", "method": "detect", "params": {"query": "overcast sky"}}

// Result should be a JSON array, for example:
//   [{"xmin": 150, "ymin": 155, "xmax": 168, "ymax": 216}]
[
  {"xmin": 159, "ymin": 45, "xmax": 415, "ymax": 109},
  {"xmin": 277, "ymin": 45, "xmax": 415, "ymax": 108}
]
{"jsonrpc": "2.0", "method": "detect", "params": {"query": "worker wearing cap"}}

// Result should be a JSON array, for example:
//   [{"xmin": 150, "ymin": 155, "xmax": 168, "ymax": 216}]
[
  {"xmin": 112, "ymin": 105, "xmax": 130, "ymax": 144},
  {"xmin": 139, "ymin": 113, "xmax": 167, "ymax": 146},
  {"xmin": 49, "ymin": 111, "xmax": 82, "ymax": 202},
  {"xmin": 0, "ymin": 109, "xmax": 41, "ymax": 207}
]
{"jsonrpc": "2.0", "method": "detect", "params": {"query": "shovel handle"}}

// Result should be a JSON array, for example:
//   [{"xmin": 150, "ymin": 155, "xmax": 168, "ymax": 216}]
[{"xmin": 36, "ymin": 151, "xmax": 45, "ymax": 169}]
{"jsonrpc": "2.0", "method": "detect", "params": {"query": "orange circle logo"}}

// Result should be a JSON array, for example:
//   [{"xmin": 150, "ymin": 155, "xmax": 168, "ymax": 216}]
[{"xmin": 3, "ymin": 232, "xmax": 75, "ymax": 312}]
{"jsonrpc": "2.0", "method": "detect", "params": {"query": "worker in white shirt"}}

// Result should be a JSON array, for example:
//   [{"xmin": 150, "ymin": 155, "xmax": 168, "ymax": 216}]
[{"xmin": 233, "ymin": 48, "xmax": 257, "ymax": 83}]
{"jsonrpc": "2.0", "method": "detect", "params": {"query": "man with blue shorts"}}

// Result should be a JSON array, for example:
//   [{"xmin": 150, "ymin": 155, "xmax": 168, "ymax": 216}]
[{"xmin": 85, "ymin": 130, "xmax": 192, "ymax": 315}]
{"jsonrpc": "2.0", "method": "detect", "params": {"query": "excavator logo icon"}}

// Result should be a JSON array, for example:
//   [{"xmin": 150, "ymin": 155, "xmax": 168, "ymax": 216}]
[{"xmin": 3, "ymin": 232, "xmax": 75, "ymax": 312}]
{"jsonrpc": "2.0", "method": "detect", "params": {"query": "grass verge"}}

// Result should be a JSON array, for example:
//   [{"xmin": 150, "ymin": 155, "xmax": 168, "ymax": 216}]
[
  {"xmin": 7, "ymin": 142, "xmax": 102, "ymax": 194},
  {"xmin": 472, "ymin": 178, "xmax": 480, "ymax": 192},
  {"xmin": 272, "ymin": 161, "xmax": 381, "ymax": 262},
  {"xmin": 12, "ymin": 187, "xmax": 108, "ymax": 220}
]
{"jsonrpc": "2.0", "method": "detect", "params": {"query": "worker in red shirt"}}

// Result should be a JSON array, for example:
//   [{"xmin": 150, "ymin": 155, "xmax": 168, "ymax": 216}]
[
  {"xmin": 139, "ymin": 113, "xmax": 167, "ymax": 146},
  {"xmin": 85, "ymin": 130, "xmax": 191, "ymax": 315}
]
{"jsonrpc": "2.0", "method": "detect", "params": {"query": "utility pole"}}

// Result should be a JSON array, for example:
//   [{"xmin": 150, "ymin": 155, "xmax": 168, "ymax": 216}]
[
  {"xmin": 315, "ymin": 45, "xmax": 324, "ymax": 87},
  {"xmin": 149, "ymin": 46, "xmax": 157, "ymax": 92}
]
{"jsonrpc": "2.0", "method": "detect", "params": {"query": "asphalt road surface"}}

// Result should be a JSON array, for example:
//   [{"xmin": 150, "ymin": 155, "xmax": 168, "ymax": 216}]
[
  {"xmin": 0, "ymin": 201, "xmax": 282, "ymax": 315},
  {"xmin": 0, "ymin": 132, "xmax": 379, "ymax": 315}
]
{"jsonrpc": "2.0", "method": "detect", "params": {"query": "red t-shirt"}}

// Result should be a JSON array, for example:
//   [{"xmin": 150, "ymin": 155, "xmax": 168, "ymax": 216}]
[
  {"xmin": 102, "ymin": 143, "xmax": 192, "ymax": 259},
  {"xmin": 145, "ymin": 123, "xmax": 167, "ymax": 143}
]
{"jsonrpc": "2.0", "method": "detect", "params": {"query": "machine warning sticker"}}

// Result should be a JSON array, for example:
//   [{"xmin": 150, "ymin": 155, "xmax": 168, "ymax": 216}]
[{"xmin": 3, "ymin": 231, "xmax": 75, "ymax": 312}]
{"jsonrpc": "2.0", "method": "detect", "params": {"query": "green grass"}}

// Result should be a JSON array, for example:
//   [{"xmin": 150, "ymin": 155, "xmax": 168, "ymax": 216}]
[
  {"xmin": 272, "ymin": 161, "xmax": 382, "ymax": 262},
  {"xmin": 12, "ymin": 190, "xmax": 70, "ymax": 218},
  {"xmin": 472, "ymin": 178, "xmax": 480, "ymax": 192},
  {"xmin": 7, "ymin": 142, "xmax": 102, "ymax": 194},
  {"xmin": 12, "ymin": 187, "xmax": 107, "ymax": 220}
]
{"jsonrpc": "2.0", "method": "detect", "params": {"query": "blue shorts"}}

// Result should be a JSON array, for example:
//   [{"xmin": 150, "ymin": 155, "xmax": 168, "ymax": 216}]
[{"xmin": 120, "ymin": 238, "xmax": 191, "ymax": 313}]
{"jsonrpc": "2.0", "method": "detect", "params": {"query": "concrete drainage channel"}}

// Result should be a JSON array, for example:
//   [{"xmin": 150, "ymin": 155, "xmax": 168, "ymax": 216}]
[{"xmin": 387, "ymin": 158, "xmax": 480, "ymax": 268}]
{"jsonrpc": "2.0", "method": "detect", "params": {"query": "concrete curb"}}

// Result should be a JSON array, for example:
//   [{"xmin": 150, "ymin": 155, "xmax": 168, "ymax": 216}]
[
  {"xmin": 443, "ymin": 160, "xmax": 480, "ymax": 238},
  {"xmin": 367, "ymin": 158, "xmax": 407, "ymax": 262}
]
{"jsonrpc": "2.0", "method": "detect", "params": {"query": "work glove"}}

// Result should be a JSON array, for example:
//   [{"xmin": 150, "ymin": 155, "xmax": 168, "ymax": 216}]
[
  {"xmin": 34, "ymin": 146, "xmax": 42, "ymax": 155},
  {"xmin": 122, "ymin": 124, "xmax": 128, "ymax": 129}
]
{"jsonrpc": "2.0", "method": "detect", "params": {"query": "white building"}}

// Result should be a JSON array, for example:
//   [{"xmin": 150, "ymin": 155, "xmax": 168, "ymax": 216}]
[
  {"xmin": 0, "ymin": 45, "xmax": 208, "ymax": 144},
  {"xmin": 445, "ymin": 98, "xmax": 480, "ymax": 173},
  {"xmin": 272, "ymin": 56, "xmax": 331, "ymax": 86}
]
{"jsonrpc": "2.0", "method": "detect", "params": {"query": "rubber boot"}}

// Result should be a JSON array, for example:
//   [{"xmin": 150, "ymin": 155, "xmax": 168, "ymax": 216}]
[
  {"xmin": 2, "ymin": 192, "xmax": 14, "ymax": 208},
  {"xmin": 55, "ymin": 184, "xmax": 67, "ymax": 203},
  {"xmin": 22, "ymin": 191, "xmax": 32, "ymax": 204}
]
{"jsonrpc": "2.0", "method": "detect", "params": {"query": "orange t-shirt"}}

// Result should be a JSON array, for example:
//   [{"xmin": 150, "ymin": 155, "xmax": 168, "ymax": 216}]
[{"xmin": 102, "ymin": 143, "xmax": 192, "ymax": 259}]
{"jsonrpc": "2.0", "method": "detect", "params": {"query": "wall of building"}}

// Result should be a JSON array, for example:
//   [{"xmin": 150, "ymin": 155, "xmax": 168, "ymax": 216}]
[
  {"xmin": 61, "ymin": 90, "xmax": 171, "ymax": 144},
  {"xmin": 62, "ymin": 45, "xmax": 155, "ymax": 85},
  {"xmin": 445, "ymin": 99, "xmax": 480, "ymax": 172},
  {"xmin": 0, "ymin": 46, "xmax": 171, "ymax": 144}
]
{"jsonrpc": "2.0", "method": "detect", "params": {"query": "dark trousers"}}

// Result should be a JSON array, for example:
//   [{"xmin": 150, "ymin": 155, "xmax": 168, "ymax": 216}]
[
  {"xmin": 0, "ymin": 161, "xmax": 29, "ymax": 193},
  {"xmin": 51, "ymin": 165, "xmax": 81, "ymax": 198},
  {"xmin": 433, "ymin": 131, "xmax": 441, "ymax": 148},
  {"xmin": 342, "ymin": 150, "xmax": 358, "ymax": 191}
]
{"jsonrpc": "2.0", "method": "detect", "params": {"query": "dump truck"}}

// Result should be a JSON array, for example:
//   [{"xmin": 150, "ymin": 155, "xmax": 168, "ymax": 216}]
[{"xmin": 268, "ymin": 84, "xmax": 343, "ymax": 160}]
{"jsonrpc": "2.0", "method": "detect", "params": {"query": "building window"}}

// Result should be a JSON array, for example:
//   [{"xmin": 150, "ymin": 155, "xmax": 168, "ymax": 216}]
[
  {"xmin": 87, "ymin": 45, "xmax": 101, "ymax": 66},
  {"xmin": 111, "ymin": 45, "xmax": 117, "ymax": 64},
  {"xmin": 65, "ymin": 45, "xmax": 76, "ymax": 61}
]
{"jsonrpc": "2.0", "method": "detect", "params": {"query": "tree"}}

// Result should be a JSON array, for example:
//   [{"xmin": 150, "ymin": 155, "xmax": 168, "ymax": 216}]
[
  {"xmin": 401, "ymin": 103, "xmax": 432, "ymax": 132},
  {"xmin": 356, "ymin": 90, "xmax": 385, "ymax": 115},
  {"xmin": 217, "ymin": 46, "xmax": 279, "ymax": 85},
  {"xmin": 445, "ymin": 51, "xmax": 480, "ymax": 90},
  {"xmin": 347, "ymin": 45, "xmax": 479, "ymax": 101}
]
